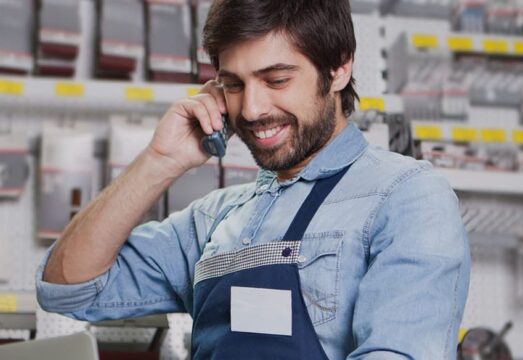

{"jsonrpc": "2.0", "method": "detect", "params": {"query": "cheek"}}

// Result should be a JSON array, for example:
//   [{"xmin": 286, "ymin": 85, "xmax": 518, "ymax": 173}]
[
  {"xmin": 224, "ymin": 94, "xmax": 242, "ymax": 121},
  {"xmin": 275, "ymin": 86, "xmax": 317, "ymax": 118}
]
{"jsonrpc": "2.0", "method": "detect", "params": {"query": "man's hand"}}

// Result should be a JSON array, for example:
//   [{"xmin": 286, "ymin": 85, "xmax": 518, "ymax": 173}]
[{"xmin": 148, "ymin": 80, "xmax": 228, "ymax": 175}]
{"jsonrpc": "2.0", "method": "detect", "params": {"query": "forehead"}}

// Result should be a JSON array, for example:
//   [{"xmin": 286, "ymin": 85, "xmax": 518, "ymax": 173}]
[{"xmin": 218, "ymin": 31, "xmax": 314, "ymax": 76}]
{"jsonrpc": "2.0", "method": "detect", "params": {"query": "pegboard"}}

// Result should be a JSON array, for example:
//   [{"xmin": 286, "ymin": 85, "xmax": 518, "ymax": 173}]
[
  {"xmin": 352, "ymin": 14, "xmax": 387, "ymax": 95},
  {"xmin": 0, "ymin": 112, "xmax": 196, "ymax": 358},
  {"xmin": 462, "ymin": 245, "xmax": 523, "ymax": 357}
]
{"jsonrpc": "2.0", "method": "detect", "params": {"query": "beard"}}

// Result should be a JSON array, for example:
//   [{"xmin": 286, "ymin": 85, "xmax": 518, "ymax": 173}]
[{"xmin": 232, "ymin": 94, "xmax": 337, "ymax": 172}]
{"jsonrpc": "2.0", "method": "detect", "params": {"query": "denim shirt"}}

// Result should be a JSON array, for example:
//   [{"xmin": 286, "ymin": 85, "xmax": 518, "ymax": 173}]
[{"xmin": 36, "ymin": 122, "xmax": 470, "ymax": 360}]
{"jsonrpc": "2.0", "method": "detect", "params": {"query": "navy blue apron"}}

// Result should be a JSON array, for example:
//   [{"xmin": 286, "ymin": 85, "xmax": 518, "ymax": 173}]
[{"xmin": 192, "ymin": 167, "xmax": 349, "ymax": 359}]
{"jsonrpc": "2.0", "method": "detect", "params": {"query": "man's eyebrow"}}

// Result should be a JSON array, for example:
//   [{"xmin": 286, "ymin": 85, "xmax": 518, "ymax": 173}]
[
  {"xmin": 217, "ymin": 69, "xmax": 239, "ymax": 79},
  {"xmin": 252, "ymin": 63, "xmax": 300, "ymax": 76},
  {"xmin": 218, "ymin": 64, "xmax": 300, "ymax": 79}
]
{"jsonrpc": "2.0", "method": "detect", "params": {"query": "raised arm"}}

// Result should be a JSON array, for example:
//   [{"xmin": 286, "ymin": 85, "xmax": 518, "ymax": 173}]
[{"xmin": 43, "ymin": 81, "xmax": 227, "ymax": 285}]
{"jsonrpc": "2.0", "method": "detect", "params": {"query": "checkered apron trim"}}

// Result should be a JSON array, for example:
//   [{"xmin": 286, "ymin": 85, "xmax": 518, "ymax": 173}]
[{"xmin": 194, "ymin": 241, "xmax": 301, "ymax": 286}]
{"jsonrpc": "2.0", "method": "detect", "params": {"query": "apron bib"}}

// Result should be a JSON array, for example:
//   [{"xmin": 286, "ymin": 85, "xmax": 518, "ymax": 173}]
[{"xmin": 192, "ymin": 166, "xmax": 349, "ymax": 359}]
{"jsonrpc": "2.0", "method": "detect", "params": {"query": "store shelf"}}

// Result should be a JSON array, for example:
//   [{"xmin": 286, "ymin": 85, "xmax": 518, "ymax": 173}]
[
  {"xmin": 357, "ymin": 94, "xmax": 404, "ymax": 113},
  {"xmin": 409, "ymin": 31, "xmax": 523, "ymax": 56},
  {"xmin": 0, "ymin": 291, "xmax": 37, "ymax": 313},
  {"xmin": 412, "ymin": 120, "xmax": 523, "ymax": 145},
  {"xmin": 437, "ymin": 167, "xmax": 523, "ymax": 195},
  {"xmin": 0, "ymin": 77, "xmax": 201, "ymax": 107}
]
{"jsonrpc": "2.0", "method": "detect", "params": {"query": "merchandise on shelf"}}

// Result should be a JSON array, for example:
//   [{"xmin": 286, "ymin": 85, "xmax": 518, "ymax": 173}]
[
  {"xmin": 391, "ymin": 0, "xmax": 455, "ymax": 19},
  {"xmin": 38, "ymin": 121, "xmax": 98, "ymax": 240},
  {"xmin": 108, "ymin": 115, "xmax": 163, "ymax": 221},
  {"xmin": 147, "ymin": 0, "xmax": 193, "ymax": 83},
  {"xmin": 456, "ymin": 0, "xmax": 523, "ymax": 35},
  {"xmin": 0, "ymin": 130, "xmax": 30, "ymax": 199},
  {"xmin": 195, "ymin": 0, "xmax": 216, "ymax": 83},
  {"xmin": 0, "ymin": 0, "xmax": 35, "ymax": 75},
  {"xmin": 96, "ymin": 0, "xmax": 145, "ymax": 81},
  {"xmin": 36, "ymin": 0, "xmax": 81, "ymax": 78}
]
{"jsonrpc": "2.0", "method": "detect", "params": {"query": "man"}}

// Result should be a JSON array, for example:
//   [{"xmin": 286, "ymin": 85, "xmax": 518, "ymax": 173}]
[{"xmin": 36, "ymin": 1, "xmax": 470, "ymax": 359}]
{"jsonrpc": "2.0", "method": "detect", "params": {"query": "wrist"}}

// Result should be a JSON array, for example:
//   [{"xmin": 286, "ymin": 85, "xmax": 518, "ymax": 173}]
[{"xmin": 141, "ymin": 146, "xmax": 186, "ymax": 184}]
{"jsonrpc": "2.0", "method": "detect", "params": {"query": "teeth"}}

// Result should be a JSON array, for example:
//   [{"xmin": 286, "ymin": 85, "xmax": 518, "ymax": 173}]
[{"xmin": 254, "ymin": 126, "xmax": 282, "ymax": 139}]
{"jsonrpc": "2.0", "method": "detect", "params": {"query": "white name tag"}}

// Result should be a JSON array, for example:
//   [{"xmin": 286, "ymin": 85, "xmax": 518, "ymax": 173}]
[{"xmin": 230, "ymin": 286, "xmax": 292, "ymax": 336}]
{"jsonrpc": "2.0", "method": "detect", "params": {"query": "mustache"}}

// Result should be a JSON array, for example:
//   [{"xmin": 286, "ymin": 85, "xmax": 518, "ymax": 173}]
[{"xmin": 234, "ymin": 113, "xmax": 297, "ymax": 131}]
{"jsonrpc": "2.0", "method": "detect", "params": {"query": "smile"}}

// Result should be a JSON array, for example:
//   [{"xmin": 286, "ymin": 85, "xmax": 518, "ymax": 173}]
[{"xmin": 252, "ymin": 125, "xmax": 284, "ymax": 139}]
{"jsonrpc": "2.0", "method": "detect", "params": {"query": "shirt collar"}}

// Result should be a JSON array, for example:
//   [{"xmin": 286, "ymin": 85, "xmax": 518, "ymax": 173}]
[{"xmin": 255, "ymin": 122, "xmax": 369, "ymax": 193}]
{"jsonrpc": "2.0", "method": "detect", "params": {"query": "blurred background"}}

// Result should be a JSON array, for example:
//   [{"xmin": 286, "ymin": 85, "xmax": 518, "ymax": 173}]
[{"xmin": 0, "ymin": 0, "xmax": 522, "ymax": 359}]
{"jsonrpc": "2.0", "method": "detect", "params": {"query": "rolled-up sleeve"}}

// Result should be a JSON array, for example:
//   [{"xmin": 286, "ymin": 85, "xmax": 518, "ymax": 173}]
[
  {"xmin": 36, "ymin": 205, "xmax": 201, "ymax": 322},
  {"xmin": 348, "ymin": 169, "xmax": 471, "ymax": 359}
]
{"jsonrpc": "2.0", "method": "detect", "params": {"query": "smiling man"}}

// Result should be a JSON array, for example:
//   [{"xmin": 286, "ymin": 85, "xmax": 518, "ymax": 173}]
[{"xmin": 36, "ymin": 1, "xmax": 470, "ymax": 359}]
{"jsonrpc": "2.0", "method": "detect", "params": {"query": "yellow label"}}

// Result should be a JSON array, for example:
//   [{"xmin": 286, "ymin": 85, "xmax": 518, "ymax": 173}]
[
  {"xmin": 483, "ymin": 39, "xmax": 509, "ymax": 54},
  {"xmin": 0, "ymin": 294, "xmax": 17, "ymax": 312},
  {"xmin": 125, "ymin": 86, "xmax": 154, "ymax": 102},
  {"xmin": 0, "ymin": 80, "xmax": 24, "ymax": 95},
  {"xmin": 411, "ymin": 34, "xmax": 439, "ymax": 49},
  {"xmin": 414, "ymin": 125, "xmax": 443, "ymax": 140},
  {"xmin": 481, "ymin": 129, "xmax": 506, "ymax": 143},
  {"xmin": 55, "ymin": 82, "xmax": 84, "ymax": 97},
  {"xmin": 514, "ymin": 40, "xmax": 523, "ymax": 55},
  {"xmin": 513, "ymin": 129, "xmax": 523, "ymax": 144},
  {"xmin": 359, "ymin": 97, "xmax": 385, "ymax": 112},
  {"xmin": 452, "ymin": 127, "xmax": 478, "ymax": 142},
  {"xmin": 458, "ymin": 328, "xmax": 467, "ymax": 344},
  {"xmin": 447, "ymin": 36, "xmax": 474, "ymax": 52},
  {"xmin": 187, "ymin": 87, "xmax": 201, "ymax": 97}
]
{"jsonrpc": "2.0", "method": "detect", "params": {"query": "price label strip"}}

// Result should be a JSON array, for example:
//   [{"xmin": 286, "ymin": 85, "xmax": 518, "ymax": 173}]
[
  {"xmin": 452, "ymin": 127, "xmax": 478, "ymax": 142},
  {"xmin": 481, "ymin": 129, "xmax": 506, "ymax": 143},
  {"xmin": 412, "ymin": 34, "xmax": 439, "ymax": 49},
  {"xmin": 187, "ymin": 87, "xmax": 201, "ymax": 97},
  {"xmin": 55, "ymin": 82, "xmax": 85, "ymax": 97},
  {"xmin": 483, "ymin": 39, "xmax": 509, "ymax": 55},
  {"xmin": 0, "ymin": 80, "xmax": 24, "ymax": 96},
  {"xmin": 359, "ymin": 97, "xmax": 385, "ymax": 112},
  {"xmin": 414, "ymin": 125, "xmax": 443, "ymax": 140},
  {"xmin": 125, "ymin": 86, "xmax": 155, "ymax": 102},
  {"xmin": 513, "ymin": 129, "xmax": 523, "ymax": 144},
  {"xmin": 447, "ymin": 36, "xmax": 474, "ymax": 52},
  {"xmin": 0, "ymin": 293, "xmax": 17, "ymax": 312}
]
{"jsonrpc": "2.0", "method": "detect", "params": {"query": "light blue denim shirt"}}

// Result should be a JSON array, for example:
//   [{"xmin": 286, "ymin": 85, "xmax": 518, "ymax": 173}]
[{"xmin": 36, "ymin": 122, "xmax": 470, "ymax": 360}]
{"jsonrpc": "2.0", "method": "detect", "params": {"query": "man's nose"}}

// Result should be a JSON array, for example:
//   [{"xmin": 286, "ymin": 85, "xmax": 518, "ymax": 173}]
[{"xmin": 240, "ymin": 84, "xmax": 270, "ymax": 121}]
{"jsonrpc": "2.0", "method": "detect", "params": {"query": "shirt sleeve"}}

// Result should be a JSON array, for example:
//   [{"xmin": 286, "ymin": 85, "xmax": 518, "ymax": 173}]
[
  {"xmin": 36, "ymin": 204, "xmax": 202, "ymax": 322},
  {"xmin": 348, "ymin": 169, "xmax": 471, "ymax": 359}
]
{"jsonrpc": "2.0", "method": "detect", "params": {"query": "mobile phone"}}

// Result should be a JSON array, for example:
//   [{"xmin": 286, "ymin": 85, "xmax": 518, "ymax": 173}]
[{"xmin": 201, "ymin": 114, "xmax": 229, "ymax": 158}]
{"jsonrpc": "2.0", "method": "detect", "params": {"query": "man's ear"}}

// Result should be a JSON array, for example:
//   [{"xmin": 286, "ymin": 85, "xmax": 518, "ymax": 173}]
[{"xmin": 330, "ymin": 58, "xmax": 353, "ymax": 92}]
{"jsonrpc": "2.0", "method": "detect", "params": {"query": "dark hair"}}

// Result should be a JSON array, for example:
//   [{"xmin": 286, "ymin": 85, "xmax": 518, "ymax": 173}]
[{"xmin": 203, "ymin": 0, "xmax": 359, "ymax": 117}]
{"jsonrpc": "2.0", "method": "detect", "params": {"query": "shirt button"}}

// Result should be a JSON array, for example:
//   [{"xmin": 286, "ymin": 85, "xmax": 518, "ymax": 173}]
[
  {"xmin": 242, "ymin": 238, "xmax": 251, "ymax": 245},
  {"xmin": 282, "ymin": 247, "xmax": 292, "ymax": 257},
  {"xmin": 298, "ymin": 255, "xmax": 307, "ymax": 263}
]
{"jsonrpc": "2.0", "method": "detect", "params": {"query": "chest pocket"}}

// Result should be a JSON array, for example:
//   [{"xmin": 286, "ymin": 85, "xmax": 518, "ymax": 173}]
[{"xmin": 297, "ymin": 231, "xmax": 344, "ymax": 326}]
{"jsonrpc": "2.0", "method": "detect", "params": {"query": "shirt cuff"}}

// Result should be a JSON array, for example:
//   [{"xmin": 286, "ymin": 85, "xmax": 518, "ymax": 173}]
[{"xmin": 35, "ymin": 246, "xmax": 109, "ymax": 314}]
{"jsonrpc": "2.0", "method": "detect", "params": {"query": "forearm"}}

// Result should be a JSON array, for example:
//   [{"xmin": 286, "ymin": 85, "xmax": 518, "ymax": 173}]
[{"xmin": 43, "ymin": 148, "xmax": 184, "ymax": 284}]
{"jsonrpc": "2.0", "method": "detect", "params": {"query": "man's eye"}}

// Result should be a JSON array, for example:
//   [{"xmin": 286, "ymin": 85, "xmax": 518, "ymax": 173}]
[
  {"xmin": 267, "ymin": 78, "xmax": 290, "ymax": 87},
  {"xmin": 223, "ymin": 83, "xmax": 243, "ymax": 92}
]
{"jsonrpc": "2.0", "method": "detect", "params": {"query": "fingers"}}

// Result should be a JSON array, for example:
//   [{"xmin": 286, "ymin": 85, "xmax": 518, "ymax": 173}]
[
  {"xmin": 176, "ymin": 99, "xmax": 215, "ymax": 135},
  {"xmin": 192, "ymin": 93, "xmax": 224, "ymax": 132},
  {"xmin": 167, "ymin": 80, "xmax": 227, "ymax": 136},
  {"xmin": 200, "ymin": 80, "xmax": 227, "ymax": 114}
]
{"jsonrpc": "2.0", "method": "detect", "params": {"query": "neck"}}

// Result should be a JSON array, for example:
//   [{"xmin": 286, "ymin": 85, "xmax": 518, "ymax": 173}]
[{"xmin": 276, "ymin": 113, "xmax": 348, "ymax": 182}]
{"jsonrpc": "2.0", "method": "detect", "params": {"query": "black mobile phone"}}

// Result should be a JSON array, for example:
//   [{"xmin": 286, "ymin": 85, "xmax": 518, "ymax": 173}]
[{"xmin": 201, "ymin": 114, "xmax": 229, "ymax": 158}]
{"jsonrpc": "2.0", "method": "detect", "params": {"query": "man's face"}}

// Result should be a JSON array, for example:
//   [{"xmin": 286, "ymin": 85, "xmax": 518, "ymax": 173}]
[{"xmin": 218, "ymin": 32, "xmax": 342, "ymax": 172}]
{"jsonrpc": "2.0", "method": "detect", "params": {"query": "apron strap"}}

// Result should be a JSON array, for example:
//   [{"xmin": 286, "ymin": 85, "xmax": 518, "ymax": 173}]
[{"xmin": 283, "ymin": 166, "xmax": 350, "ymax": 241}]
